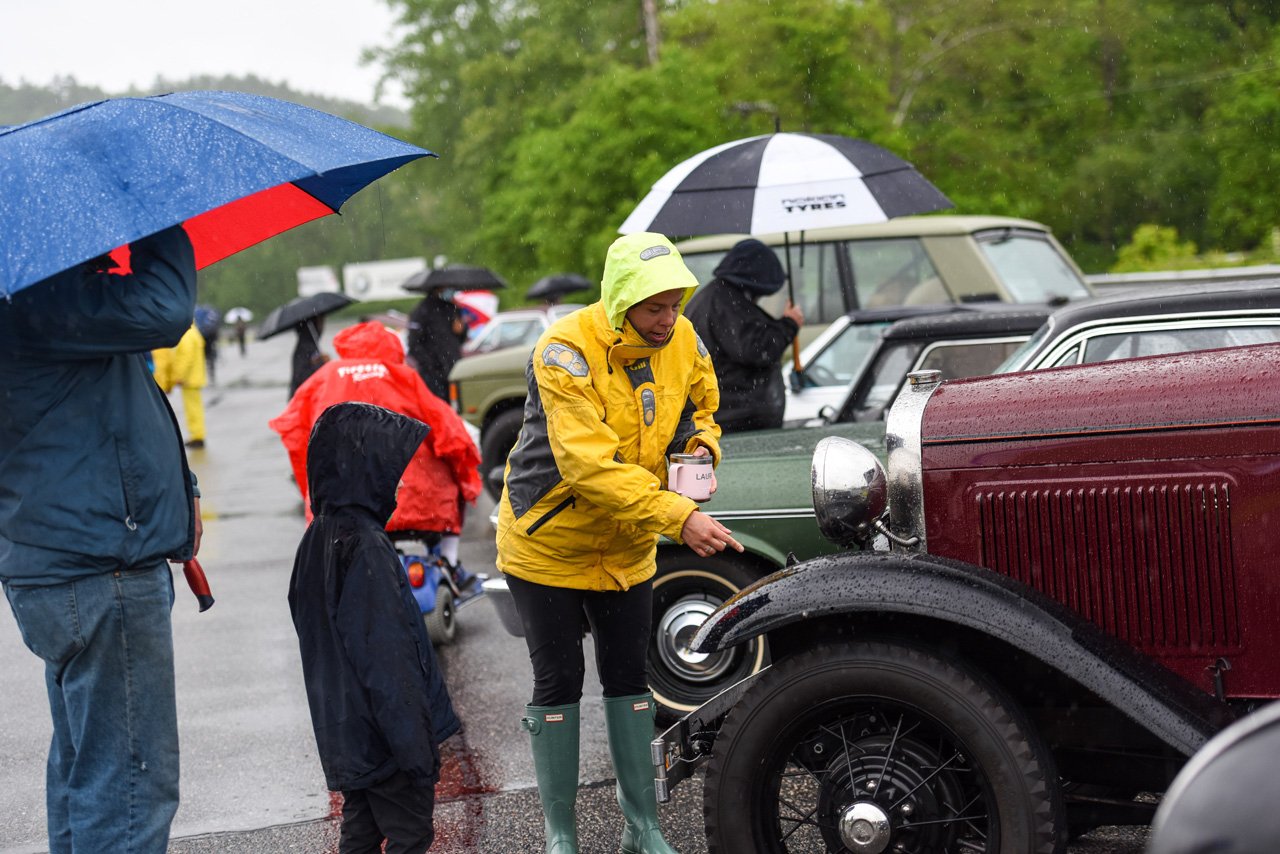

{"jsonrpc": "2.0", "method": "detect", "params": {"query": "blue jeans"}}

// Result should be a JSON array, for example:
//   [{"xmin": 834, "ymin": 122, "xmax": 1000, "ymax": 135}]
[{"xmin": 4, "ymin": 561, "xmax": 179, "ymax": 854}]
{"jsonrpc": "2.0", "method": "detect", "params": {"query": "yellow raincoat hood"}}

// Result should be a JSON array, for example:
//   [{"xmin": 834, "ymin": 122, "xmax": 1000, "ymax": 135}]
[{"xmin": 601, "ymin": 233, "xmax": 698, "ymax": 331}]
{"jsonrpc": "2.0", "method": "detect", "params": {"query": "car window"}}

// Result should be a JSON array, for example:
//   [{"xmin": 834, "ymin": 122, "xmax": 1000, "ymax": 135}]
[
  {"xmin": 757, "ymin": 241, "xmax": 845, "ymax": 324},
  {"xmin": 848, "ymin": 238, "xmax": 948, "ymax": 309},
  {"xmin": 1050, "ymin": 343, "xmax": 1082, "ymax": 367},
  {"xmin": 916, "ymin": 339, "xmax": 1029, "ymax": 380},
  {"xmin": 843, "ymin": 342, "xmax": 920, "ymax": 421},
  {"xmin": 975, "ymin": 231, "xmax": 1090, "ymax": 303},
  {"xmin": 800, "ymin": 321, "xmax": 891, "ymax": 388},
  {"xmin": 1082, "ymin": 325, "xmax": 1280, "ymax": 362},
  {"xmin": 994, "ymin": 322, "xmax": 1053, "ymax": 372},
  {"xmin": 495, "ymin": 318, "xmax": 542, "ymax": 350}
]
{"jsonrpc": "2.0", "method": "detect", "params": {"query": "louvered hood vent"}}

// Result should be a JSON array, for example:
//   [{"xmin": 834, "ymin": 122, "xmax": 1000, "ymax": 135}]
[{"xmin": 973, "ymin": 478, "xmax": 1241, "ymax": 654}]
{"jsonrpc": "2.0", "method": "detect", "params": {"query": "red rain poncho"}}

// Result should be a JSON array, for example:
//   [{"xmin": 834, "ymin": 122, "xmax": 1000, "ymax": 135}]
[{"xmin": 269, "ymin": 321, "xmax": 482, "ymax": 534}]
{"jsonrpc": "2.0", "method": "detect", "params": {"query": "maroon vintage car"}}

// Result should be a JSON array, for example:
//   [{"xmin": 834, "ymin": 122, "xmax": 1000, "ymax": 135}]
[{"xmin": 657, "ymin": 343, "xmax": 1280, "ymax": 853}]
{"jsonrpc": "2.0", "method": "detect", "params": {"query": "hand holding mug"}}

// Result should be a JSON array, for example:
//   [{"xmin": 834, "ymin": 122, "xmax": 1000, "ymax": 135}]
[{"xmin": 668, "ymin": 450, "xmax": 716, "ymax": 502}]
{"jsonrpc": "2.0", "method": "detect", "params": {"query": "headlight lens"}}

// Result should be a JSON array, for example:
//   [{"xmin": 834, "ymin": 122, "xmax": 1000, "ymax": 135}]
[{"xmin": 811, "ymin": 436, "xmax": 887, "ymax": 548}]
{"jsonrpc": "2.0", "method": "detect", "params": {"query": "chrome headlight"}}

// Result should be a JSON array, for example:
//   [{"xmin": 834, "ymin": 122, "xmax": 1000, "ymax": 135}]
[{"xmin": 811, "ymin": 436, "xmax": 887, "ymax": 548}]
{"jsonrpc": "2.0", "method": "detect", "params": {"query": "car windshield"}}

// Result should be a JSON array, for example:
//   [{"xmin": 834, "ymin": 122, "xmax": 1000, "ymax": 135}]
[
  {"xmin": 976, "ymin": 231, "xmax": 1090, "ymax": 303},
  {"xmin": 799, "ymin": 321, "xmax": 891, "ymax": 389}
]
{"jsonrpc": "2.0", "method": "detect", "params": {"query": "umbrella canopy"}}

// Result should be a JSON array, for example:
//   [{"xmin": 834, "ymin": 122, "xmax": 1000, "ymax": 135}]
[
  {"xmin": 402, "ymin": 265, "xmax": 508, "ymax": 292},
  {"xmin": 224, "ymin": 306, "xmax": 254, "ymax": 324},
  {"xmin": 527, "ymin": 273, "xmax": 592, "ymax": 301},
  {"xmin": 258, "ymin": 292, "xmax": 355, "ymax": 340},
  {"xmin": 0, "ymin": 90, "xmax": 434, "ymax": 297},
  {"xmin": 618, "ymin": 132, "xmax": 952, "ymax": 238}
]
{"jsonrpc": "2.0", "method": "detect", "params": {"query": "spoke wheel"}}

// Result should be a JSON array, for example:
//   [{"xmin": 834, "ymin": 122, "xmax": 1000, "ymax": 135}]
[
  {"xmin": 649, "ymin": 553, "xmax": 768, "ymax": 724},
  {"xmin": 705, "ymin": 641, "xmax": 1063, "ymax": 854}
]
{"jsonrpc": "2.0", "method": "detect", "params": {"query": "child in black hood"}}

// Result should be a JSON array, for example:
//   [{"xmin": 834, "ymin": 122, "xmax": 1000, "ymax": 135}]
[{"xmin": 288, "ymin": 401, "xmax": 460, "ymax": 854}]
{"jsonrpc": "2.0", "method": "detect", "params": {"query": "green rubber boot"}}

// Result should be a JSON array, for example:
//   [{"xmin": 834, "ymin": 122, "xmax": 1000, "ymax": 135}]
[
  {"xmin": 603, "ymin": 694, "xmax": 679, "ymax": 854},
  {"xmin": 522, "ymin": 703, "xmax": 580, "ymax": 854}
]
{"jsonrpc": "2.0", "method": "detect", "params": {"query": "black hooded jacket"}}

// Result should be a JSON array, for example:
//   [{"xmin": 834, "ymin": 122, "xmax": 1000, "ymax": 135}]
[
  {"xmin": 683, "ymin": 281, "xmax": 799, "ymax": 432},
  {"xmin": 408, "ymin": 292, "xmax": 464, "ymax": 399},
  {"xmin": 288, "ymin": 401, "xmax": 461, "ymax": 792}
]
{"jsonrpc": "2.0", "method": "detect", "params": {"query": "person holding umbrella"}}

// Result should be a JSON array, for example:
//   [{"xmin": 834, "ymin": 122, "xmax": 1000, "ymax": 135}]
[
  {"xmin": 497, "ymin": 233, "xmax": 742, "ymax": 854},
  {"xmin": 290, "ymin": 317, "xmax": 330, "ymax": 397},
  {"xmin": 0, "ymin": 225, "xmax": 202, "ymax": 854},
  {"xmin": 682, "ymin": 239, "xmax": 804, "ymax": 432},
  {"xmin": 407, "ymin": 285, "xmax": 467, "ymax": 400}
]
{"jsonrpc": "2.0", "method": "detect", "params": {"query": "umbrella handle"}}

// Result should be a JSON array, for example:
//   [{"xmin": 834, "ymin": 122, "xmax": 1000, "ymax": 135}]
[
  {"xmin": 793, "ymin": 337, "xmax": 803, "ymax": 374},
  {"xmin": 180, "ymin": 558, "xmax": 215, "ymax": 612}
]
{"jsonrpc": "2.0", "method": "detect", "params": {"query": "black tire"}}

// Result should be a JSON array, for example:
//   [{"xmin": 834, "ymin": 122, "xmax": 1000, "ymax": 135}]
[
  {"xmin": 425, "ymin": 586, "xmax": 457, "ymax": 646},
  {"xmin": 480, "ymin": 408, "xmax": 524, "ymax": 501},
  {"xmin": 649, "ymin": 552, "xmax": 769, "ymax": 724},
  {"xmin": 705, "ymin": 641, "xmax": 1064, "ymax": 854}
]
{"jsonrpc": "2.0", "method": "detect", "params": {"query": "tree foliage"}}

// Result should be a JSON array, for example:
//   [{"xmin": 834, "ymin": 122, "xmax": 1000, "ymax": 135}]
[
  {"xmin": 8, "ymin": 2, "xmax": 1280, "ymax": 312},
  {"xmin": 374, "ymin": 0, "xmax": 1280, "ymax": 285}
]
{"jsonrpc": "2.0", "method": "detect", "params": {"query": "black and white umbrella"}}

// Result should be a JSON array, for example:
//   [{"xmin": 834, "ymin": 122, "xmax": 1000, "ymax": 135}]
[{"xmin": 618, "ymin": 132, "xmax": 952, "ymax": 238}]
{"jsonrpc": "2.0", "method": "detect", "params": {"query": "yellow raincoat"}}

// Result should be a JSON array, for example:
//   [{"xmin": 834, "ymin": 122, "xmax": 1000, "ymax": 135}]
[
  {"xmin": 152, "ymin": 323, "xmax": 207, "ymax": 443},
  {"xmin": 496, "ymin": 234, "xmax": 722, "ymax": 591}
]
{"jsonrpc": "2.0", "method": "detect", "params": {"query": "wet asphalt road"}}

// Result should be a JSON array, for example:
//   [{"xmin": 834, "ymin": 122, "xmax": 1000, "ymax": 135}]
[{"xmin": 0, "ymin": 325, "xmax": 1149, "ymax": 853}]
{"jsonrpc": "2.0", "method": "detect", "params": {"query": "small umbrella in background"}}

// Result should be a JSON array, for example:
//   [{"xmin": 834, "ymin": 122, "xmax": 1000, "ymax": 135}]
[
  {"xmin": 619, "ymin": 131, "xmax": 953, "ymax": 372},
  {"xmin": 527, "ymin": 272, "xmax": 592, "ymax": 304},
  {"xmin": 224, "ymin": 306, "xmax": 254, "ymax": 324},
  {"xmin": 0, "ymin": 90, "xmax": 435, "ymax": 297},
  {"xmin": 257, "ymin": 292, "xmax": 356, "ymax": 341},
  {"xmin": 402, "ymin": 265, "xmax": 509, "ymax": 293}
]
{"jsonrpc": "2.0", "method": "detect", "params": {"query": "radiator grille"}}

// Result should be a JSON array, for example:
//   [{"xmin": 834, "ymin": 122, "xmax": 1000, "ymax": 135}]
[{"xmin": 974, "ymin": 480, "xmax": 1240, "ymax": 652}]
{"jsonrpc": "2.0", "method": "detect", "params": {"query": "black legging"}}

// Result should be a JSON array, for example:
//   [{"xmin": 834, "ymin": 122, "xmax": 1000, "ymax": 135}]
[{"xmin": 504, "ymin": 573, "xmax": 652, "ymax": 706}]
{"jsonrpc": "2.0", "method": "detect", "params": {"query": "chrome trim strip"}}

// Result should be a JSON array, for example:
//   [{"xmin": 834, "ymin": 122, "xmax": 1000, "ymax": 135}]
[
  {"xmin": 708, "ymin": 508, "xmax": 814, "ymax": 520},
  {"xmin": 1031, "ymin": 312, "xmax": 1280, "ymax": 370},
  {"xmin": 884, "ymin": 372, "xmax": 939, "ymax": 553}
]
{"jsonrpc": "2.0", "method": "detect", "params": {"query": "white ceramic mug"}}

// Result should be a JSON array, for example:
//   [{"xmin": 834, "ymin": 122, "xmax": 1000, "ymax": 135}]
[{"xmin": 668, "ymin": 453, "xmax": 715, "ymax": 501}]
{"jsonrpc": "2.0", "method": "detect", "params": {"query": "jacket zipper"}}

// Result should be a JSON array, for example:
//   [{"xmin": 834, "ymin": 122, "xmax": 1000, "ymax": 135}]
[{"xmin": 526, "ymin": 494, "xmax": 576, "ymax": 536}]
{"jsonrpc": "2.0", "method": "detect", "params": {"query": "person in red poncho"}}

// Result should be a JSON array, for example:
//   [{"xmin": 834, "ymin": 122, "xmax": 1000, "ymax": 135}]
[{"xmin": 270, "ymin": 321, "xmax": 483, "ymax": 596}]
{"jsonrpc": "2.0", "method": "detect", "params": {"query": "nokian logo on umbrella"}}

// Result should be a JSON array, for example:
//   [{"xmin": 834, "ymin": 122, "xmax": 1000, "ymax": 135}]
[{"xmin": 781, "ymin": 194, "xmax": 847, "ymax": 213}]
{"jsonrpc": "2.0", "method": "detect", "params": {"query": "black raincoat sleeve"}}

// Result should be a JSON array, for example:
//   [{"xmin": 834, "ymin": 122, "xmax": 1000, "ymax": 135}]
[
  {"xmin": 334, "ymin": 538, "xmax": 459, "ymax": 787},
  {"xmin": 714, "ymin": 294, "xmax": 799, "ymax": 368}
]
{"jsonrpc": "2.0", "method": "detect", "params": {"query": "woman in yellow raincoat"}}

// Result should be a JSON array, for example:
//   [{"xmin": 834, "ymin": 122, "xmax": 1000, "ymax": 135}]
[
  {"xmin": 497, "ymin": 233, "xmax": 743, "ymax": 854},
  {"xmin": 152, "ymin": 323, "xmax": 207, "ymax": 448}
]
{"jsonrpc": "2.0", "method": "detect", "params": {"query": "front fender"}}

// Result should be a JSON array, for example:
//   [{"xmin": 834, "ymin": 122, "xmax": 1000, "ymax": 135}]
[{"xmin": 693, "ymin": 550, "xmax": 1230, "ymax": 757}]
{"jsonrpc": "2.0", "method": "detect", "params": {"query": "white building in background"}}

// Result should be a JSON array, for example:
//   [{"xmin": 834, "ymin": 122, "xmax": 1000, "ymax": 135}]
[
  {"xmin": 342, "ymin": 257, "xmax": 427, "ymax": 301},
  {"xmin": 296, "ymin": 265, "xmax": 342, "ymax": 296}
]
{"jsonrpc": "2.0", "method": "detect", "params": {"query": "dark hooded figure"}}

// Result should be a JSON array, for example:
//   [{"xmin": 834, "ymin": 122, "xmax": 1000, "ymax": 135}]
[
  {"xmin": 288, "ymin": 401, "xmax": 460, "ymax": 854},
  {"xmin": 683, "ymin": 239, "xmax": 805, "ymax": 432},
  {"xmin": 407, "ymin": 289, "xmax": 467, "ymax": 399}
]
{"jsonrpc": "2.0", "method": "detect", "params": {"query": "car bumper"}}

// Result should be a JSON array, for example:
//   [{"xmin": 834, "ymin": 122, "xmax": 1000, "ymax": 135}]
[{"xmin": 482, "ymin": 576, "xmax": 524, "ymax": 637}]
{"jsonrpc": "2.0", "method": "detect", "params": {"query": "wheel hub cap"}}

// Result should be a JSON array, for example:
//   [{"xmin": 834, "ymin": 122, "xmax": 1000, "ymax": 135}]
[
  {"xmin": 838, "ymin": 802, "xmax": 892, "ymax": 853},
  {"xmin": 656, "ymin": 597, "xmax": 734, "ymax": 681}
]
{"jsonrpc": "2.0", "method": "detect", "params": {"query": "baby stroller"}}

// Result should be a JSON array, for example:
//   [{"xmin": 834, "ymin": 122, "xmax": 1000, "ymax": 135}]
[{"xmin": 390, "ymin": 530, "xmax": 485, "ymax": 646}]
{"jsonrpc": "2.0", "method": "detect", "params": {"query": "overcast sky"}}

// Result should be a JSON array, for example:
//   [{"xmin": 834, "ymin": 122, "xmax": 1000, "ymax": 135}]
[{"xmin": 0, "ymin": 0, "xmax": 409, "ymax": 108}]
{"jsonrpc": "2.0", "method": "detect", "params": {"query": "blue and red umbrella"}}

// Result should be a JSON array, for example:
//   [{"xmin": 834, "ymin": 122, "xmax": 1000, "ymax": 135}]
[{"xmin": 0, "ymin": 90, "xmax": 436, "ymax": 297}]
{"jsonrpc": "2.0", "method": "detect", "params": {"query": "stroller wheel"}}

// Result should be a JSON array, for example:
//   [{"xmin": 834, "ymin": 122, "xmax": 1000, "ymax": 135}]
[{"xmin": 425, "ymin": 586, "xmax": 457, "ymax": 646}]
